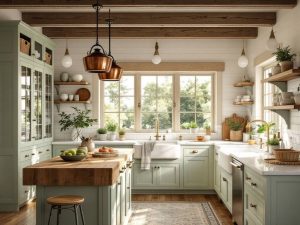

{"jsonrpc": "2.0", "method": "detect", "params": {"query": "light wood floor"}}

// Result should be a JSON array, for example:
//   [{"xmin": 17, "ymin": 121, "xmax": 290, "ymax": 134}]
[{"xmin": 0, "ymin": 194, "xmax": 232, "ymax": 225}]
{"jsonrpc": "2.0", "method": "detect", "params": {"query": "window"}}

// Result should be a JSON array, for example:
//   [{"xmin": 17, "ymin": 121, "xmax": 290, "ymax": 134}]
[
  {"xmin": 180, "ymin": 75, "xmax": 212, "ymax": 128},
  {"xmin": 141, "ymin": 76, "xmax": 173, "ymax": 130},
  {"xmin": 103, "ymin": 76, "xmax": 135, "ymax": 129},
  {"xmin": 101, "ymin": 73, "xmax": 214, "ymax": 132}
]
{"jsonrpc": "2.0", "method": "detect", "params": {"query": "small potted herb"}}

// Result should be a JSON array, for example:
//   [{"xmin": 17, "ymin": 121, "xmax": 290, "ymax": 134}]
[
  {"xmin": 204, "ymin": 123, "xmax": 212, "ymax": 135},
  {"xmin": 106, "ymin": 120, "xmax": 118, "ymax": 141},
  {"xmin": 273, "ymin": 46, "xmax": 296, "ymax": 72},
  {"xmin": 97, "ymin": 128, "xmax": 107, "ymax": 141},
  {"xmin": 189, "ymin": 122, "xmax": 198, "ymax": 134},
  {"xmin": 181, "ymin": 122, "xmax": 190, "ymax": 130},
  {"xmin": 119, "ymin": 129, "xmax": 126, "ymax": 141},
  {"xmin": 256, "ymin": 124, "xmax": 266, "ymax": 138},
  {"xmin": 226, "ymin": 119, "xmax": 243, "ymax": 141},
  {"xmin": 267, "ymin": 137, "xmax": 280, "ymax": 153}
]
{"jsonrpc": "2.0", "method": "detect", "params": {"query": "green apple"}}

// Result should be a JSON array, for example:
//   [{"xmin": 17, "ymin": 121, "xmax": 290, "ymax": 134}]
[
  {"xmin": 76, "ymin": 149, "xmax": 86, "ymax": 155},
  {"xmin": 66, "ymin": 152, "xmax": 73, "ymax": 156}
]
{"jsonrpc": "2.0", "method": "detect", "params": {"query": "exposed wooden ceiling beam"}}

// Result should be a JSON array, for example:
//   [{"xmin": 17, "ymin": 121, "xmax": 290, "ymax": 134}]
[
  {"xmin": 0, "ymin": 0, "xmax": 296, "ymax": 8},
  {"xmin": 42, "ymin": 27, "xmax": 258, "ymax": 39},
  {"xmin": 23, "ymin": 12, "xmax": 276, "ymax": 27}
]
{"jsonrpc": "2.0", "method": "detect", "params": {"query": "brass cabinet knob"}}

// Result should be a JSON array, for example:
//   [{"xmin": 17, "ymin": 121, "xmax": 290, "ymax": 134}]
[
  {"xmin": 251, "ymin": 182, "xmax": 257, "ymax": 187},
  {"xmin": 250, "ymin": 203, "xmax": 257, "ymax": 208},
  {"xmin": 222, "ymin": 177, "xmax": 227, "ymax": 182},
  {"xmin": 246, "ymin": 177, "xmax": 251, "ymax": 180},
  {"xmin": 192, "ymin": 150, "xmax": 198, "ymax": 153}
]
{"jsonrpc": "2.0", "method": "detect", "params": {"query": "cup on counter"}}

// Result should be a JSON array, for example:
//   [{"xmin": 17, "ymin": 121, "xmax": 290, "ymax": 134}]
[
  {"xmin": 74, "ymin": 94, "xmax": 80, "ymax": 101},
  {"xmin": 68, "ymin": 94, "xmax": 74, "ymax": 101}
]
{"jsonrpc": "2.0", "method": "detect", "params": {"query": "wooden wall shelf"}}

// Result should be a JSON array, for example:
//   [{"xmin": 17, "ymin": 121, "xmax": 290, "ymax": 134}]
[
  {"xmin": 54, "ymin": 100, "xmax": 91, "ymax": 112},
  {"xmin": 233, "ymin": 81, "xmax": 254, "ymax": 87},
  {"xmin": 264, "ymin": 105, "xmax": 300, "ymax": 110},
  {"xmin": 233, "ymin": 102, "xmax": 254, "ymax": 106},
  {"xmin": 54, "ymin": 81, "xmax": 89, "ymax": 85},
  {"xmin": 262, "ymin": 69, "xmax": 300, "ymax": 83}
]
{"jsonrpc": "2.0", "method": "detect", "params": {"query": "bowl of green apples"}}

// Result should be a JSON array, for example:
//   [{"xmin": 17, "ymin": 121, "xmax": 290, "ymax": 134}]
[{"xmin": 60, "ymin": 148, "xmax": 87, "ymax": 162}]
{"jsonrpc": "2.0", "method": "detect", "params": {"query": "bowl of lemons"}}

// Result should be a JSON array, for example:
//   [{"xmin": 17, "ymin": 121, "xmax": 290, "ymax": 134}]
[{"xmin": 60, "ymin": 148, "xmax": 87, "ymax": 162}]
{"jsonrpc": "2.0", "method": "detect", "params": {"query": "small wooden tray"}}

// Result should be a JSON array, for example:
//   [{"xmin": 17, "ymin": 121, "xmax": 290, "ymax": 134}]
[
  {"xmin": 76, "ymin": 88, "xmax": 91, "ymax": 101},
  {"xmin": 265, "ymin": 158, "xmax": 300, "ymax": 165},
  {"xmin": 92, "ymin": 152, "xmax": 118, "ymax": 158}
]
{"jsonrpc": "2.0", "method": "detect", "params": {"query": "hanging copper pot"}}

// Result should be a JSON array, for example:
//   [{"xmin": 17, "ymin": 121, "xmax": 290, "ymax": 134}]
[
  {"xmin": 98, "ymin": 60, "xmax": 123, "ymax": 81},
  {"xmin": 83, "ymin": 45, "xmax": 112, "ymax": 73}
]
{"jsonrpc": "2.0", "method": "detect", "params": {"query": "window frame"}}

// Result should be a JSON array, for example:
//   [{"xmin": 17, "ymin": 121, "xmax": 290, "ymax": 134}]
[{"xmin": 100, "ymin": 72, "xmax": 215, "ymax": 132}]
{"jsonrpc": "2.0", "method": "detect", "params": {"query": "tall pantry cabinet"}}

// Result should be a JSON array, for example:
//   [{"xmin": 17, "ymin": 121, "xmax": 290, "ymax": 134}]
[{"xmin": 0, "ymin": 21, "xmax": 55, "ymax": 211}]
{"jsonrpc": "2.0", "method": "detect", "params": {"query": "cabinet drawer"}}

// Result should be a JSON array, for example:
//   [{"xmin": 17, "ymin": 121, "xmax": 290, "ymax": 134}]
[
  {"xmin": 20, "ymin": 150, "xmax": 34, "ymax": 161},
  {"xmin": 37, "ymin": 145, "xmax": 51, "ymax": 160},
  {"xmin": 245, "ymin": 189, "xmax": 265, "ymax": 224},
  {"xmin": 245, "ymin": 167, "xmax": 265, "ymax": 198},
  {"xmin": 183, "ymin": 147, "xmax": 209, "ymax": 157}
]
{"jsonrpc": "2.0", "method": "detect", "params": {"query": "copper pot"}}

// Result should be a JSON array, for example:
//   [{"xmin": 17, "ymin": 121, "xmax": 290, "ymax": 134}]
[
  {"xmin": 98, "ymin": 61, "xmax": 123, "ymax": 81},
  {"xmin": 83, "ymin": 48, "xmax": 112, "ymax": 73}
]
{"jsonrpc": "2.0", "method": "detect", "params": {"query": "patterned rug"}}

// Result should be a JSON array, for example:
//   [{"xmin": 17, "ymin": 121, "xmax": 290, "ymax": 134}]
[{"xmin": 128, "ymin": 202, "xmax": 221, "ymax": 225}]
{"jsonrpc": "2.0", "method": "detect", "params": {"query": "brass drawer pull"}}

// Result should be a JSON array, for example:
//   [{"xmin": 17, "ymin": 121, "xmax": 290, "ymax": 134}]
[
  {"xmin": 246, "ymin": 177, "xmax": 251, "ymax": 180},
  {"xmin": 25, "ymin": 190, "xmax": 29, "ymax": 194},
  {"xmin": 192, "ymin": 150, "xmax": 198, "ymax": 153},
  {"xmin": 38, "ymin": 151, "xmax": 42, "ymax": 154},
  {"xmin": 251, "ymin": 182, "xmax": 257, "ymax": 187},
  {"xmin": 250, "ymin": 203, "xmax": 257, "ymax": 208},
  {"xmin": 25, "ymin": 154, "xmax": 30, "ymax": 158},
  {"xmin": 31, "ymin": 153, "xmax": 35, "ymax": 156},
  {"xmin": 222, "ymin": 177, "xmax": 227, "ymax": 182}
]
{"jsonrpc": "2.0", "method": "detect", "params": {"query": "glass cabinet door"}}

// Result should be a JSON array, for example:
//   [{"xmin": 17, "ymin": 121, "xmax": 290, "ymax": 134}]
[
  {"xmin": 45, "ymin": 73, "xmax": 53, "ymax": 138},
  {"xmin": 32, "ymin": 69, "xmax": 43, "ymax": 140},
  {"xmin": 21, "ymin": 66, "xmax": 32, "ymax": 142}
]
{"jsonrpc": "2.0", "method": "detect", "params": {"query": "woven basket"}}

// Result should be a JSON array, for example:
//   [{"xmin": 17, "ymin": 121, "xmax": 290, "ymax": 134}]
[{"xmin": 273, "ymin": 149, "xmax": 300, "ymax": 162}]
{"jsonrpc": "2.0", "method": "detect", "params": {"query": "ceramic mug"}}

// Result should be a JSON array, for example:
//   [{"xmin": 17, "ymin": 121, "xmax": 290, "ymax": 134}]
[
  {"xmin": 68, "ymin": 94, "xmax": 74, "ymax": 101},
  {"xmin": 74, "ymin": 94, "xmax": 80, "ymax": 101}
]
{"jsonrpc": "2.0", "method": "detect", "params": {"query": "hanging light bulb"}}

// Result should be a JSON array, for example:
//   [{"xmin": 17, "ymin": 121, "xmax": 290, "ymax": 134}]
[
  {"xmin": 238, "ymin": 41, "xmax": 248, "ymax": 68},
  {"xmin": 152, "ymin": 42, "xmax": 162, "ymax": 65},
  {"xmin": 61, "ymin": 39, "xmax": 72, "ymax": 68},
  {"xmin": 98, "ymin": 9, "xmax": 123, "ymax": 81},
  {"xmin": 83, "ymin": 0, "xmax": 112, "ymax": 73},
  {"xmin": 266, "ymin": 28, "xmax": 279, "ymax": 51}
]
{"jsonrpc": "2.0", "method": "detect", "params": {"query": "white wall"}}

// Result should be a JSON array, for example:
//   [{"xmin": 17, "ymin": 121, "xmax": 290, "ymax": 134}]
[
  {"xmin": 246, "ymin": 3, "xmax": 300, "ymax": 147},
  {"xmin": 0, "ymin": 9, "xmax": 21, "ymax": 20},
  {"xmin": 53, "ymin": 38, "xmax": 248, "ymax": 140}
]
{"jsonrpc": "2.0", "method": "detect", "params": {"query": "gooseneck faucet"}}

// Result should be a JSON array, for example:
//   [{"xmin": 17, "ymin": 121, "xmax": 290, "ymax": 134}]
[
  {"xmin": 246, "ymin": 120, "xmax": 270, "ymax": 152},
  {"xmin": 154, "ymin": 117, "xmax": 161, "ymax": 141}
]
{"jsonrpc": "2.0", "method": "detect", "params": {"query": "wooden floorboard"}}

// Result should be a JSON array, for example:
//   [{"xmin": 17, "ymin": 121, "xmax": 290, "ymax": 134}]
[{"xmin": 0, "ymin": 194, "xmax": 233, "ymax": 225}]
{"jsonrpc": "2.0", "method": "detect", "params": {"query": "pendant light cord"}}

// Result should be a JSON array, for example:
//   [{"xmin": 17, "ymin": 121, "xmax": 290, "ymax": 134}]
[
  {"xmin": 108, "ymin": 9, "xmax": 112, "ymax": 56},
  {"xmin": 93, "ymin": 0, "xmax": 102, "ymax": 46}
]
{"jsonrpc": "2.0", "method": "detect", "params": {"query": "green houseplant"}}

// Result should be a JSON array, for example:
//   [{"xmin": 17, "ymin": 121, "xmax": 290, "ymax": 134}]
[
  {"xmin": 119, "ymin": 129, "xmax": 126, "ymax": 141},
  {"xmin": 226, "ymin": 119, "xmax": 243, "ymax": 141},
  {"xmin": 189, "ymin": 121, "xmax": 198, "ymax": 134},
  {"xmin": 106, "ymin": 120, "xmax": 118, "ymax": 141},
  {"xmin": 59, "ymin": 107, "xmax": 97, "ymax": 141},
  {"xmin": 97, "ymin": 128, "xmax": 107, "ymax": 141},
  {"xmin": 267, "ymin": 137, "xmax": 280, "ymax": 153},
  {"xmin": 273, "ymin": 46, "xmax": 296, "ymax": 72},
  {"xmin": 181, "ymin": 122, "xmax": 190, "ymax": 130}
]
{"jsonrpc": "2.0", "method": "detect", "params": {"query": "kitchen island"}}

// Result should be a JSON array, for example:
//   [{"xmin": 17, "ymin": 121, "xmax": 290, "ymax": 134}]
[{"xmin": 23, "ymin": 148, "xmax": 134, "ymax": 225}]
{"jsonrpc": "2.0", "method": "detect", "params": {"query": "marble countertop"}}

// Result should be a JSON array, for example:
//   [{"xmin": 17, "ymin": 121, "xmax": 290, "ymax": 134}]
[{"xmin": 216, "ymin": 144, "xmax": 300, "ymax": 176}]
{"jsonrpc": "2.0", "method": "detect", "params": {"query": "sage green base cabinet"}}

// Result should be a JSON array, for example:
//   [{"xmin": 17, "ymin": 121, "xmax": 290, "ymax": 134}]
[
  {"xmin": 244, "ymin": 166, "xmax": 300, "ymax": 225},
  {"xmin": 0, "ymin": 21, "xmax": 54, "ymax": 212},
  {"xmin": 36, "ymin": 169, "xmax": 132, "ymax": 225},
  {"xmin": 132, "ymin": 145, "xmax": 214, "ymax": 191}
]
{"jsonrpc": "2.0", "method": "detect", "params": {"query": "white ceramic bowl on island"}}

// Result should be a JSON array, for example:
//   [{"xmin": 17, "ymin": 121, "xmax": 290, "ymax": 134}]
[{"xmin": 72, "ymin": 74, "xmax": 83, "ymax": 82}]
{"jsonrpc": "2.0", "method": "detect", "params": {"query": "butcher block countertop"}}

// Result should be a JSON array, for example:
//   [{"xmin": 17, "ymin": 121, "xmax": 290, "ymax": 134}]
[{"xmin": 23, "ymin": 148, "xmax": 134, "ymax": 186}]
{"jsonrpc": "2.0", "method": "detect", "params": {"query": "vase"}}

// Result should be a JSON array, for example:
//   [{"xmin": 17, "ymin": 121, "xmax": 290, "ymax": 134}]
[
  {"xmin": 60, "ymin": 72, "xmax": 69, "ymax": 82},
  {"xmin": 81, "ymin": 137, "xmax": 95, "ymax": 152},
  {"xmin": 190, "ymin": 128, "xmax": 198, "ymax": 134},
  {"xmin": 99, "ymin": 134, "xmax": 107, "ymax": 141},
  {"xmin": 280, "ymin": 61, "xmax": 293, "ymax": 72},
  {"xmin": 71, "ymin": 128, "xmax": 82, "ymax": 141},
  {"xmin": 230, "ymin": 130, "xmax": 243, "ymax": 141}
]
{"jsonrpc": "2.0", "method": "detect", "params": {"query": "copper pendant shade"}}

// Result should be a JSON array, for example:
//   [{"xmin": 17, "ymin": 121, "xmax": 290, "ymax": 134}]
[
  {"xmin": 98, "ymin": 9, "xmax": 123, "ymax": 81},
  {"xmin": 83, "ymin": 0, "xmax": 112, "ymax": 73}
]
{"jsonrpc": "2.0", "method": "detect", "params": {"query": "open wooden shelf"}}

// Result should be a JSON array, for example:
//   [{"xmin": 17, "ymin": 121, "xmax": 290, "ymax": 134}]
[
  {"xmin": 264, "ymin": 105, "xmax": 300, "ymax": 110},
  {"xmin": 233, "ymin": 101, "xmax": 254, "ymax": 106},
  {"xmin": 233, "ymin": 81, "xmax": 254, "ymax": 87},
  {"xmin": 262, "ymin": 69, "xmax": 300, "ymax": 83},
  {"xmin": 54, "ymin": 81, "xmax": 89, "ymax": 85},
  {"xmin": 54, "ymin": 100, "xmax": 91, "ymax": 112}
]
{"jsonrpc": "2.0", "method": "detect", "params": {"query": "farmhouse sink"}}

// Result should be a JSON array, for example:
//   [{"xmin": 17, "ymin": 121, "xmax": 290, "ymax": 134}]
[{"xmin": 134, "ymin": 141, "xmax": 181, "ymax": 159}]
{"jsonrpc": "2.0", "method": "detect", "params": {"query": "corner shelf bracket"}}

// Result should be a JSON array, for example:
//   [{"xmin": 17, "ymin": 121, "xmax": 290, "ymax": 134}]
[
  {"xmin": 269, "ymin": 81, "xmax": 287, "ymax": 92},
  {"xmin": 269, "ymin": 109, "xmax": 291, "ymax": 129}
]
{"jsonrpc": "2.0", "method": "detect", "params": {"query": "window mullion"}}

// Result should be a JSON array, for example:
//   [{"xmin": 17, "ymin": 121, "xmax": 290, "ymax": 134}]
[
  {"xmin": 135, "ymin": 74, "xmax": 141, "ymax": 132},
  {"xmin": 174, "ymin": 74, "xmax": 180, "ymax": 132}
]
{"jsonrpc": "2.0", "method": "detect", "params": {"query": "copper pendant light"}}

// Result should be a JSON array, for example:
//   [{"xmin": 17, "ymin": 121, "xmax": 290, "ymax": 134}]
[
  {"xmin": 83, "ymin": 0, "xmax": 112, "ymax": 73},
  {"xmin": 98, "ymin": 9, "xmax": 123, "ymax": 81}
]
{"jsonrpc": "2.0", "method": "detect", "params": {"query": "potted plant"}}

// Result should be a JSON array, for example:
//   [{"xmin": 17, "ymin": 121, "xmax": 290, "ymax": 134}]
[
  {"xmin": 106, "ymin": 120, "xmax": 118, "ymax": 141},
  {"xmin": 204, "ymin": 123, "xmax": 212, "ymax": 135},
  {"xmin": 226, "ymin": 119, "xmax": 243, "ymax": 141},
  {"xmin": 97, "ymin": 128, "xmax": 107, "ymax": 141},
  {"xmin": 119, "ymin": 129, "xmax": 126, "ymax": 141},
  {"xmin": 267, "ymin": 137, "xmax": 280, "ymax": 154},
  {"xmin": 256, "ymin": 124, "xmax": 266, "ymax": 138},
  {"xmin": 58, "ymin": 107, "xmax": 97, "ymax": 142},
  {"xmin": 189, "ymin": 122, "xmax": 198, "ymax": 133},
  {"xmin": 181, "ymin": 122, "xmax": 190, "ymax": 131},
  {"xmin": 273, "ymin": 46, "xmax": 296, "ymax": 72}
]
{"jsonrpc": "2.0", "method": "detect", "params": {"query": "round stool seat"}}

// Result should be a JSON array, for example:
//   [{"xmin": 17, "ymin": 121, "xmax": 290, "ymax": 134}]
[{"xmin": 47, "ymin": 195, "xmax": 84, "ymax": 206}]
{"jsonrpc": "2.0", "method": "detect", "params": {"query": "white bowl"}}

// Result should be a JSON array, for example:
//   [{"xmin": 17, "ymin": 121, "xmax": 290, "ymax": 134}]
[
  {"xmin": 72, "ymin": 74, "xmax": 83, "ymax": 82},
  {"xmin": 60, "ymin": 94, "xmax": 68, "ymax": 101}
]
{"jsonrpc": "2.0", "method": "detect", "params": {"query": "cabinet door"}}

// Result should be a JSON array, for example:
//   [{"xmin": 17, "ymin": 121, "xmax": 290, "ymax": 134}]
[
  {"xmin": 214, "ymin": 163, "xmax": 221, "ymax": 194},
  {"xmin": 125, "ymin": 169, "xmax": 132, "ymax": 217},
  {"xmin": 132, "ymin": 164, "xmax": 155, "ymax": 188},
  {"xmin": 116, "ymin": 177, "xmax": 121, "ymax": 225},
  {"xmin": 20, "ymin": 62, "xmax": 32, "ymax": 143},
  {"xmin": 44, "ymin": 71, "xmax": 53, "ymax": 139},
  {"xmin": 220, "ymin": 170, "xmax": 232, "ymax": 212},
  {"xmin": 18, "ymin": 160, "xmax": 32, "ymax": 205},
  {"xmin": 184, "ymin": 157, "xmax": 209, "ymax": 189},
  {"xmin": 32, "ymin": 67, "xmax": 43, "ymax": 141},
  {"xmin": 156, "ymin": 164, "xmax": 180, "ymax": 188},
  {"xmin": 120, "ymin": 172, "xmax": 126, "ymax": 225}
]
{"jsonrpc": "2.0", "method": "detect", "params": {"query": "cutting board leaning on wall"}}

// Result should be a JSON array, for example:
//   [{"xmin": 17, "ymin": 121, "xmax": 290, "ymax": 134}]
[{"xmin": 222, "ymin": 113, "xmax": 248, "ymax": 141}]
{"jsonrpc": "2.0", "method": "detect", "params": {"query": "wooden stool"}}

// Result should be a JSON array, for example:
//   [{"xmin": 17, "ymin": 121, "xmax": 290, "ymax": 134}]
[{"xmin": 47, "ymin": 195, "xmax": 85, "ymax": 225}]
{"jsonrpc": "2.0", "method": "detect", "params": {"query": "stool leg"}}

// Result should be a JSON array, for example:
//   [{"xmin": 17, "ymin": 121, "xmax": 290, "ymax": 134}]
[
  {"xmin": 79, "ymin": 205, "xmax": 86, "ymax": 225},
  {"xmin": 47, "ymin": 206, "xmax": 53, "ymax": 225},
  {"xmin": 74, "ymin": 205, "xmax": 79, "ymax": 225},
  {"xmin": 56, "ymin": 206, "xmax": 61, "ymax": 225}
]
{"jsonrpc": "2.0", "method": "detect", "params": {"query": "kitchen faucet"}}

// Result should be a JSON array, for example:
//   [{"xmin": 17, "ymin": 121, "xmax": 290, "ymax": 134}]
[
  {"xmin": 246, "ymin": 120, "xmax": 270, "ymax": 152},
  {"xmin": 154, "ymin": 117, "xmax": 161, "ymax": 141}
]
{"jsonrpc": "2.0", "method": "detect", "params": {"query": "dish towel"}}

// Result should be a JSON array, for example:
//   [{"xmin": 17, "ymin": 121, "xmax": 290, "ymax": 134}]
[{"xmin": 141, "ymin": 141, "xmax": 156, "ymax": 170}]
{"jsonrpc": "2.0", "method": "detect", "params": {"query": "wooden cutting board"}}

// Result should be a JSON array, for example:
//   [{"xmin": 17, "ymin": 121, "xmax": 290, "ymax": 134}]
[{"xmin": 222, "ymin": 113, "xmax": 248, "ymax": 140}]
